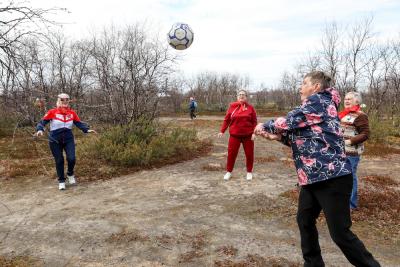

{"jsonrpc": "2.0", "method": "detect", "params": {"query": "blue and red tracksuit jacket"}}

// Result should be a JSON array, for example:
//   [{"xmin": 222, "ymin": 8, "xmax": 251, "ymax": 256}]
[
  {"xmin": 36, "ymin": 107, "xmax": 89, "ymax": 143},
  {"xmin": 262, "ymin": 88, "xmax": 351, "ymax": 185}
]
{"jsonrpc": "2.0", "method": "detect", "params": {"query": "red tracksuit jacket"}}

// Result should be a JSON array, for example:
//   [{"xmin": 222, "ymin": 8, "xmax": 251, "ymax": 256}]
[{"xmin": 220, "ymin": 101, "xmax": 257, "ymax": 136}]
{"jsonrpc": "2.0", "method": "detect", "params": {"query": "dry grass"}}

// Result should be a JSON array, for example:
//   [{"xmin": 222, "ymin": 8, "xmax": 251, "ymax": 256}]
[
  {"xmin": 362, "ymin": 175, "xmax": 398, "ymax": 187},
  {"xmin": 279, "ymin": 188, "xmax": 299, "ymax": 202},
  {"xmin": 351, "ymin": 175, "xmax": 400, "ymax": 241},
  {"xmin": 0, "ymin": 127, "xmax": 212, "ymax": 182},
  {"xmin": 214, "ymin": 254, "xmax": 301, "ymax": 267},
  {"xmin": 175, "ymin": 118, "xmax": 222, "ymax": 129},
  {"xmin": 0, "ymin": 255, "xmax": 43, "ymax": 267},
  {"xmin": 255, "ymin": 156, "xmax": 277, "ymax": 163},
  {"xmin": 364, "ymin": 142, "xmax": 400, "ymax": 157},
  {"xmin": 178, "ymin": 250, "xmax": 207, "ymax": 263},
  {"xmin": 215, "ymin": 245, "xmax": 238, "ymax": 257},
  {"xmin": 106, "ymin": 229, "xmax": 150, "ymax": 243},
  {"xmin": 176, "ymin": 231, "xmax": 209, "ymax": 263},
  {"xmin": 154, "ymin": 234, "xmax": 174, "ymax": 247},
  {"xmin": 279, "ymin": 175, "xmax": 400, "ymax": 242},
  {"xmin": 280, "ymin": 147, "xmax": 294, "ymax": 168},
  {"xmin": 194, "ymin": 119, "xmax": 222, "ymax": 128},
  {"xmin": 202, "ymin": 163, "xmax": 225, "ymax": 171},
  {"xmin": 0, "ymin": 134, "xmax": 54, "ymax": 179},
  {"xmin": 281, "ymin": 159, "xmax": 295, "ymax": 168},
  {"xmin": 179, "ymin": 231, "xmax": 208, "ymax": 250},
  {"xmin": 387, "ymin": 136, "xmax": 400, "ymax": 146},
  {"xmin": 106, "ymin": 229, "xmax": 210, "ymax": 263},
  {"xmin": 256, "ymin": 110, "xmax": 288, "ymax": 117},
  {"xmin": 225, "ymin": 193, "xmax": 297, "ymax": 221}
]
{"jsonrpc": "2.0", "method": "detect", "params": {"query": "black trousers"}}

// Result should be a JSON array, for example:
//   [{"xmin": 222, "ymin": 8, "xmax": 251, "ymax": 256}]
[
  {"xmin": 190, "ymin": 108, "xmax": 196, "ymax": 119},
  {"xmin": 49, "ymin": 138, "xmax": 76, "ymax": 183},
  {"xmin": 297, "ymin": 174, "xmax": 380, "ymax": 267}
]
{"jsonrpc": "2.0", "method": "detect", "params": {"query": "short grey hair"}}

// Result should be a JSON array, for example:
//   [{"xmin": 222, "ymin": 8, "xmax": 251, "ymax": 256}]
[
  {"xmin": 237, "ymin": 89, "xmax": 247, "ymax": 96},
  {"xmin": 304, "ymin": 71, "xmax": 332, "ymax": 90},
  {"xmin": 345, "ymin": 91, "xmax": 362, "ymax": 104}
]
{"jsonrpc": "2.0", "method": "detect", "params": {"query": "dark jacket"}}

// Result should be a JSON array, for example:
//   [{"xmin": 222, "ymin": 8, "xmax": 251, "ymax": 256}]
[{"xmin": 262, "ymin": 88, "xmax": 351, "ymax": 185}]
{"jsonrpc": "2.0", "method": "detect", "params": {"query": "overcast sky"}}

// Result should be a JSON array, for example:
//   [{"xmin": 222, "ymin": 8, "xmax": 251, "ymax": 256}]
[{"xmin": 30, "ymin": 0, "xmax": 400, "ymax": 88}]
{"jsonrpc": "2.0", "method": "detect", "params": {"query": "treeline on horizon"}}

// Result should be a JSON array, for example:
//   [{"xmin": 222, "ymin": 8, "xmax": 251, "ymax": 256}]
[{"xmin": 1, "ymin": 2, "xmax": 399, "ymax": 127}]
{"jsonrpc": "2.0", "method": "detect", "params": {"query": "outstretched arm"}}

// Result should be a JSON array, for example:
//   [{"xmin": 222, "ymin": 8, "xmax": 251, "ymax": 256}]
[
  {"xmin": 36, "ymin": 119, "xmax": 50, "ymax": 133},
  {"xmin": 263, "ymin": 96, "xmax": 328, "ymax": 134},
  {"xmin": 71, "ymin": 111, "xmax": 90, "ymax": 133},
  {"xmin": 36, "ymin": 109, "xmax": 54, "ymax": 134}
]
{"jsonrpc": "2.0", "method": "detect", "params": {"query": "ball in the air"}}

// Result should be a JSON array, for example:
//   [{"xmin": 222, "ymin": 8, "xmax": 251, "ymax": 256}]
[{"xmin": 167, "ymin": 23, "xmax": 194, "ymax": 50}]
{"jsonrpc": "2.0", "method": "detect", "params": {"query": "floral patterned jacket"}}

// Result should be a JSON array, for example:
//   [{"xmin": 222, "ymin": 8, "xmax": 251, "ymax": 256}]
[{"xmin": 262, "ymin": 88, "xmax": 351, "ymax": 185}]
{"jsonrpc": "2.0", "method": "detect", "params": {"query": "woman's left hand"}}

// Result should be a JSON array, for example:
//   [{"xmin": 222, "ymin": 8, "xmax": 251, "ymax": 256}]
[
  {"xmin": 87, "ymin": 129, "xmax": 97, "ymax": 134},
  {"xmin": 251, "ymin": 134, "xmax": 256, "ymax": 141}
]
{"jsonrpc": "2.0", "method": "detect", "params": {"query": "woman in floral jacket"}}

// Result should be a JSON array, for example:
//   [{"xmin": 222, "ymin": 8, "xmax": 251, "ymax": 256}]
[{"xmin": 254, "ymin": 71, "xmax": 380, "ymax": 267}]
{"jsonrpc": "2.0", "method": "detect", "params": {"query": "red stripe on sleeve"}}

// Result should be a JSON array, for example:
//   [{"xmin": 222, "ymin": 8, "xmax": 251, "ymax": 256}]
[
  {"xmin": 43, "ymin": 109, "xmax": 56, "ymax": 120},
  {"xmin": 71, "ymin": 110, "xmax": 81, "ymax": 122}
]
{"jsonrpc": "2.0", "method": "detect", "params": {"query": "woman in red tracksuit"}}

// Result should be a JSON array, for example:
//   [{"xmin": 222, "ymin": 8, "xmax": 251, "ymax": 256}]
[{"xmin": 218, "ymin": 90, "xmax": 257, "ymax": 181}]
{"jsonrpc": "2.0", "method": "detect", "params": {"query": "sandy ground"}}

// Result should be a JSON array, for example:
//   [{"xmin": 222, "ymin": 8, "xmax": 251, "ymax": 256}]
[{"xmin": 0, "ymin": 116, "xmax": 399, "ymax": 267}]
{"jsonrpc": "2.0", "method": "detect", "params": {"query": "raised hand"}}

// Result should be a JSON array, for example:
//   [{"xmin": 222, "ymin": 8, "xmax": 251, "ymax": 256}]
[{"xmin": 35, "ymin": 130, "xmax": 44, "ymax": 137}]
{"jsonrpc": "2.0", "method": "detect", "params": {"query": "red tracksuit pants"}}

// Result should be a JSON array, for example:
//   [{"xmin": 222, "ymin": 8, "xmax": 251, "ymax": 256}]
[{"xmin": 226, "ymin": 135, "xmax": 254, "ymax": 172}]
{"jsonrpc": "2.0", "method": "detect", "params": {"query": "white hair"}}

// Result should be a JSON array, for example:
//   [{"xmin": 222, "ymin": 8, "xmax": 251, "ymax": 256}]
[
  {"xmin": 237, "ymin": 89, "xmax": 247, "ymax": 96},
  {"xmin": 345, "ymin": 91, "xmax": 362, "ymax": 105},
  {"xmin": 56, "ymin": 93, "xmax": 70, "ymax": 107},
  {"xmin": 58, "ymin": 93, "xmax": 70, "ymax": 99}
]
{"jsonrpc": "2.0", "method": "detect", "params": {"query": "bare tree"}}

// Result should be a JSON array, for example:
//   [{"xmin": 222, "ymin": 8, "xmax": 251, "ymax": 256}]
[
  {"xmin": 297, "ymin": 52, "xmax": 321, "ymax": 76},
  {"xmin": 389, "ymin": 38, "xmax": 400, "ymax": 123},
  {"xmin": 364, "ymin": 44, "xmax": 386, "ymax": 115},
  {"xmin": 90, "ymin": 27, "xmax": 121, "ymax": 123},
  {"xmin": 47, "ymin": 31, "xmax": 69, "ymax": 93},
  {"xmin": 165, "ymin": 77, "xmax": 185, "ymax": 113},
  {"xmin": 278, "ymin": 71, "xmax": 300, "ymax": 109},
  {"xmin": 90, "ymin": 24, "xmax": 177, "ymax": 124},
  {"xmin": 185, "ymin": 72, "xmax": 249, "ymax": 111},
  {"xmin": 346, "ymin": 16, "xmax": 374, "ymax": 91},
  {"xmin": 321, "ymin": 22, "xmax": 341, "ymax": 85},
  {"xmin": 0, "ymin": 1, "xmax": 65, "ymax": 72}
]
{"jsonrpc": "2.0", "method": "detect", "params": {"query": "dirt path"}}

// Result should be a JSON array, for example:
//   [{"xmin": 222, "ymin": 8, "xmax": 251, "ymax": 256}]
[{"xmin": 0, "ymin": 116, "xmax": 399, "ymax": 266}]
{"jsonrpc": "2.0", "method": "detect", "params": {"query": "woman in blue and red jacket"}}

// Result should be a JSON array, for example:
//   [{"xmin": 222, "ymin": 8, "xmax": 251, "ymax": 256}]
[
  {"xmin": 35, "ymin": 93, "xmax": 96, "ymax": 190},
  {"xmin": 218, "ymin": 90, "xmax": 257, "ymax": 181}
]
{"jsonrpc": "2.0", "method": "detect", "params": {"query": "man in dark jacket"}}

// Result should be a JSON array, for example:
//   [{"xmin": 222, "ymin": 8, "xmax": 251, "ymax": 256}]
[
  {"xmin": 254, "ymin": 71, "xmax": 380, "ymax": 267},
  {"xmin": 189, "ymin": 97, "xmax": 197, "ymax": 119}
]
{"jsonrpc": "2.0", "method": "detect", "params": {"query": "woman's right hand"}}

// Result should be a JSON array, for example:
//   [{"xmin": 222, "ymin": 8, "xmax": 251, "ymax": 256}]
[
  {"xmin": 254, "ymin": 123, "xmax": 265, "ymax": 135},
  {"xmin": 217, "ymin": 132, "xmax": 223, "ymax": 138},
  {"xmin": 35, "ymin": 130, "xmax": 44, "ymax": 137}
]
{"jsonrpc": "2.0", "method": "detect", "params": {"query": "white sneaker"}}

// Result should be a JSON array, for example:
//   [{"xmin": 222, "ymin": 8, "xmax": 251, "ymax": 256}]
[
  {"xmin": 67, "ymin": 175, "xmax": 76, "ymax": 185},
  {"xmin": 246, "ymin": 172, "xmax": 253, "ymax": 181},
  {"xmin": 59, "ymin": 182, "xmax": 66, "ymax": 190},
  {"xmin": 223, "ymin": 172, "xmax": 232, "ymax": 181}
]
